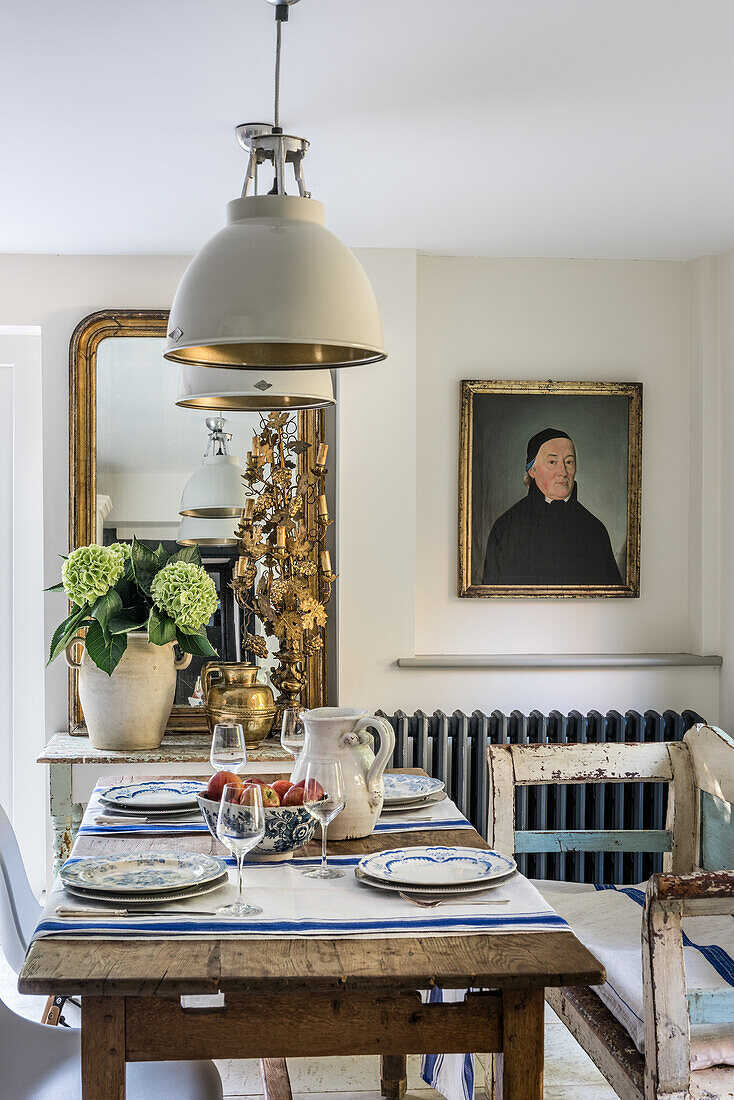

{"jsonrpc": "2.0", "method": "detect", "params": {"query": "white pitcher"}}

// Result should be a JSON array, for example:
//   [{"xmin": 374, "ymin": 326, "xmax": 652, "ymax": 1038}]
[{"xmin": 290, "ymin": 707, "xmax": 396, "ymax": 839}]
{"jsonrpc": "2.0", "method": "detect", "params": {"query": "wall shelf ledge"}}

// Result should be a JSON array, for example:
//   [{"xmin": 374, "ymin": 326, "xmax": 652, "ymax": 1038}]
[{"xmin": 396, "ymin": 653, "xmax": 723, "ymax": 670}]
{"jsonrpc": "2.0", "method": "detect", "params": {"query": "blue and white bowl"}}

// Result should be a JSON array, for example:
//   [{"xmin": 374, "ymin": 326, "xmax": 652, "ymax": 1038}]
[{"xmin": 197, "ymin": 793, "xmax": 317, "ymax": 860}]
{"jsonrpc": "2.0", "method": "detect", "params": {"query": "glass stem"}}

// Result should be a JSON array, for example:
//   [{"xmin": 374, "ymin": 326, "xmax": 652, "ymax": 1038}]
[
  {"xmin": 237, "ymin": 851, "xmax": 244, "ymax": 904},
  {"xmin": 321, "ymin": 823, "xmax": 328, "ymax": 872}
]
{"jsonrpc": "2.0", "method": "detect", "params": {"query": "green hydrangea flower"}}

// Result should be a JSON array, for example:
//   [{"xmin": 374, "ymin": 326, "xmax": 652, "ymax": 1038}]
[
  {"xmin": 151, "ymin": 560, "xmax": 218, "ymax": 632},
  {"xmin": 62, "ymin": 544, "xmax": 126, "ymax": 607},
  {"xmin": 108, "ymin": 541, "xmax": 131, "ymax": 563}
]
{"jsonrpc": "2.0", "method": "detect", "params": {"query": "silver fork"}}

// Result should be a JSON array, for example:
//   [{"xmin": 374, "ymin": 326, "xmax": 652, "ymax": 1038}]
[{"xmin": 398, "ymin": 892, "xmax": 510, "ymax": 907}]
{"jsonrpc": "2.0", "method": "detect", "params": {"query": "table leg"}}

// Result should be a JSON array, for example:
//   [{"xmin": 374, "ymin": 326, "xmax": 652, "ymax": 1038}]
[
  {"xmin": 501, "ymin": 988, "xmax": 544, "ymax": 1100},
  {"xmin": 82, "ymin": 996, "xmax": 126, "ymax": 1099},
  {"xmin": 260, "ymin": 1058, "xmax": 293, "ymax": 1100},
  {"xmin": 380, "ymin": 1054, "xmax": 407, "ymax": 1099},
  {"xmin": 50, "ymin": 763, "xmax": 74, "ymax": 874}
]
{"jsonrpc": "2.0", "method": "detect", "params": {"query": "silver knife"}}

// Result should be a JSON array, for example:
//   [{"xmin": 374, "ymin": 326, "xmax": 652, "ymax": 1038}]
[
  {"xmin": 55, "ymin": 905, "xmax": 227, "ymax": 918},
  {"xmin": 94, "ymin": 814, "xmax": 202, "ymax": 825}
]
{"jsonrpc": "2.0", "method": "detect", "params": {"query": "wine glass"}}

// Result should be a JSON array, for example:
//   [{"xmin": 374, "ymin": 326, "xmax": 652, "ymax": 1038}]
[
  {"xmin": 301, "ymin": 761, "xmax": 346, "ymax": 880},
  {"xmin": 215, "ymin": 784, "xmax": 265, "ymax": 916},
  {"xmin": 280, "ymin": 707, "xmax": 305, "ymax": 757},
  {"xmin": 210, "ymin": 723, "xmax": 247, "ymax": 773}
]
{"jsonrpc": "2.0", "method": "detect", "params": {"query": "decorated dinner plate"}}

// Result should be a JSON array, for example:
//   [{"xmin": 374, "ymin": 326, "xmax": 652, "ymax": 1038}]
[
  {"xmin": 382, "ymin": 775, "xmax": 445, "ymax": 805},
  {"xmin": 379, "ymin": 791, "xmax": 447, "ymax": 813},
  {"xmin": 100, "ymin": 780, "xmax": 206, "ymax": 810},
  {"xmin": 95, "ymin": 804, "xmax": 202, "ymax": 818},
  {"xmin": 354, "ymin": 865, "xmax": 515, "ymax": 896},
  {"xmin": 60, "ymin": 852, "xmax": 227, "ymax": 895},
  {"xmin": 63, "ymin": 875, "xmax": 228, "ymax": 907},
  {"xmin": 358, "ymin": 846, "xmax": 516, "ymax": 887}
]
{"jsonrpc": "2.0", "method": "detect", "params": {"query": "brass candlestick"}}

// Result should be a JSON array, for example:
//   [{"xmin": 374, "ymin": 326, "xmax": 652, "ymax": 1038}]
[{"xmin": 232, "ymin": 412, "xmax": 335, "ymax": 723}]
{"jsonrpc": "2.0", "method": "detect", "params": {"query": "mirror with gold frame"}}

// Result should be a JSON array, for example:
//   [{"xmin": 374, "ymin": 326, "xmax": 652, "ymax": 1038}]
[{"xmin": 68, "ymin": 309, "xmax": 328, "ymax": 734}]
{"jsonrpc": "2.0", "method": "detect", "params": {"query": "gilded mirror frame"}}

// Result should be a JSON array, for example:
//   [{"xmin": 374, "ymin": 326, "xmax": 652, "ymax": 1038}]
[{"xmin": 68, "ymin": 308, "xmax": 327, "ymax": 733}]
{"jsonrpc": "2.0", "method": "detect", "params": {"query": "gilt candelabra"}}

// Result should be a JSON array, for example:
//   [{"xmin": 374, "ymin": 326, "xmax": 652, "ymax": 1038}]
[{"xmin": 232, "ymin": 411, "xmax": 335, "ymax": 720}]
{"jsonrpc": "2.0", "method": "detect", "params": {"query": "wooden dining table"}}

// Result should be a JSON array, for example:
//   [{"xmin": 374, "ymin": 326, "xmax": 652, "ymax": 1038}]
[{"xmin": 19, "ymin": 771, "xmax": 604, "ymax": 1100}]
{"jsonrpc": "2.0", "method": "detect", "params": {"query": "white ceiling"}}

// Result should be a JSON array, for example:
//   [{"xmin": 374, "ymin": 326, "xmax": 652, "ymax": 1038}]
[{"xmin": 3, "ymin": 0, "xmax": 734, "ymax": 259}]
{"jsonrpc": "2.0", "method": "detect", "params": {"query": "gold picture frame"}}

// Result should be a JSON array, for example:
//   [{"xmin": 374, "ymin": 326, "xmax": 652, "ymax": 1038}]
[
  {"xmin": 68, "ymin": 309, "xmax": 327, "ymax": 733},
  {"xmin": 458, "ymin": 379, "xmax": 642, "ymax": 599}
]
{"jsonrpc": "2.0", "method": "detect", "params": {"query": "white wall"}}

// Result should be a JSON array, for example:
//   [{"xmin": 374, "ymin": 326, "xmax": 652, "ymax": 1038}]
[
  {"xmin": 337, "ymin": 253, "xmax": 719, "ymax": 720},
  {"xmin": 0, "ymin": 329, "xmax": 46, "ymax": 892}
]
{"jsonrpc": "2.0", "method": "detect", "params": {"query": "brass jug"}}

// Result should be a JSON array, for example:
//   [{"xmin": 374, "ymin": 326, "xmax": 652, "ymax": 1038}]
[{"xmin": 201, "ymin": 663, "xmax": 276, "ymax": 747}]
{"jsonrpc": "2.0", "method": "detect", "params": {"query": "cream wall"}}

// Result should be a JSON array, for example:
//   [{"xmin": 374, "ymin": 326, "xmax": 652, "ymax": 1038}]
[
  {"xmin": 393, "ymin": 256, "xmax": 718, "ymax": 718},
  {"xmin": 0, "ymin": 249, "xmax": 723, "ymax": 762}
]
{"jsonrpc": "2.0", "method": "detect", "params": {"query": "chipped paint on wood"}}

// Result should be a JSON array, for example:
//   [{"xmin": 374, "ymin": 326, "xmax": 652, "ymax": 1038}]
[{"xmin": 514, "ymin": 829, "xmax": 672, "ymax": 854}]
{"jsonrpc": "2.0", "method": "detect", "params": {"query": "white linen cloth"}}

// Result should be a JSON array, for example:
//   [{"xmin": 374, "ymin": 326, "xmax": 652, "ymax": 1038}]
[
  {"xmin": 37, "ymin": 788, "xmax": 565, "ymax": 1100},
  {"xmin": 35, "ymin": 857, "xmax": 565, "ymax": 940},
  {"xmin": 77, "ymin": 785, "xmax": 473, "ymax": 838},
  {"xmin": 539, "ymin": 880, "xmax": 734, "ymax": 1071}
]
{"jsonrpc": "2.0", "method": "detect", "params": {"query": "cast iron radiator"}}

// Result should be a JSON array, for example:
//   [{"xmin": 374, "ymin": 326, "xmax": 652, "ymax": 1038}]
[{"xmin": 375, "ymin": 708, "xmax": 705, "ymax": 885}]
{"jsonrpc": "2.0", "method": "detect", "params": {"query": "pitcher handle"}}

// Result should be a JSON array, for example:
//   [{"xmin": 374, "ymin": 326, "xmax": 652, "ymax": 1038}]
[
  {"xmin": 354, "ymin": 715, "xmax": 395, "ymax": 806},
  {"xmin": 200, "ymin": 661, "xmax": 221, "ymax": 700},
  {"xmin": 174, "ymin": 650, "xmax": 193, "ymax": 671}
]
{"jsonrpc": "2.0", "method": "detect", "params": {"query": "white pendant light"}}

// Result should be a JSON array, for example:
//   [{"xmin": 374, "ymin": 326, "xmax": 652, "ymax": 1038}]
[
  {"xmin": 176, "ymin": 363, "xmax": 335, "ymax": 411},
  {"xmin": 177, "ymin": 516, "xmax": 239, "ymax": 546},
  {"xmin": 179, "ymin": 418, "xmax": 244, "ymax": 519},
  {"xmin": 164, "ymin": 1, "xmax": 386, "ymax": 372}
]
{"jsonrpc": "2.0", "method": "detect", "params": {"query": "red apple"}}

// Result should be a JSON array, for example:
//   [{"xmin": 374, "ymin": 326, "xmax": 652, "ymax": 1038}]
[
  {"xmin": 206, "ymin": 771, "xmax": 243, "ymax": 802},
  {"xmin": 282, "ymin": 785, "xmax": 305, "ymax": 806},
  {"xmin": 260, "ymin": 784, "xmax": 280, "ymax": 807},
  {"xmin": 291, "ymin": 779, "xmax": 306, "ymax": 790},
  {"xmin": 238, "ymin": 784, "xmax": 262, "ymax": 805},
  {"xmin": 271, "ymin": 780, "xmax": 293, "ymax": 801},
  {"xmin": 304, "ymin": 779, "xmax": 324, "ymax": 802}
]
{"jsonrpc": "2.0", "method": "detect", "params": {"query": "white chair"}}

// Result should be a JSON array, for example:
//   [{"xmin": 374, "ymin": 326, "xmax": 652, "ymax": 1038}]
[{"xmin": 0, "ymin": 802, "xmax": 223, "ymax": 1100}]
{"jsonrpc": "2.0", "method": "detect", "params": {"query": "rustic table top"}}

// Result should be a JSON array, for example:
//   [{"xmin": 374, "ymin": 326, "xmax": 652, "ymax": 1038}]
[
  {"xmin": 38, "ymin": 732, "xmax": 293, "ymax": 765},
  {"xmin": 20, "ymin": 771, "xmax": 604, "ymax": 998}
]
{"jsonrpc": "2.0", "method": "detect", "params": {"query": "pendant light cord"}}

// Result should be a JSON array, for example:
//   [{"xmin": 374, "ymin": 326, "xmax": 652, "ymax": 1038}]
[
  {"xmin": 274, "ymin": 3, "xmax": 289, "ymax": 130},
  {"xmin": 274, "ymin": 17, "xmax": 282, "ymax": 128}
]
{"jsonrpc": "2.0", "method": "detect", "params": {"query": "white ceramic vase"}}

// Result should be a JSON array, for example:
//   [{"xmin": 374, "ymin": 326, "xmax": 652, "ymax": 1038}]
[
  {"xmin": 65, "ymin": 631, "xmax": 192, "ymax": 750},
  {"xmin": 290, "ymin": 707, "xmax": 396, "ymax": 839}
]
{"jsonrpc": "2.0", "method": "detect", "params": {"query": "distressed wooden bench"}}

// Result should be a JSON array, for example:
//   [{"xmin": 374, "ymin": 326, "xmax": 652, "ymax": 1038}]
[{"xmin": 485, "ymin": 723, "xmax": 734, "ymax": 1100}]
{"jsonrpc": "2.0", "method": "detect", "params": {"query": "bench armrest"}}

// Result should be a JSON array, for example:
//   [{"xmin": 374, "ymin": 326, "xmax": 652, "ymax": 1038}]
[{"xmin": 651, "ymin": 870, "xmax": 734, "ymax": 914}]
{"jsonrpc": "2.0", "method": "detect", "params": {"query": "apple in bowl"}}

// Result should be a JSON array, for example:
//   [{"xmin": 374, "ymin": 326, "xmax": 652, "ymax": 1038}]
[{"xmin": 197, "ymin": 777, "xmax": 318, "ymax": 860}]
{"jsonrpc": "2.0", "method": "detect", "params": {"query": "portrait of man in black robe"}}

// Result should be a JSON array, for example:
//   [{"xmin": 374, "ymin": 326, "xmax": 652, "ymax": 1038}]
[
  {"xmin": 481, "ymin": 427, "xmax": 623, "ymax": 586},
  {"xmin": 458, "ymin": 380, "xmax": 641, "ymax": 598}
]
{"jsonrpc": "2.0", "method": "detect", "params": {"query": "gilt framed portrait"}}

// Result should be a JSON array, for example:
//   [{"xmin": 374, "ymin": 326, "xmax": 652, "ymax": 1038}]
[{"xmin": 458, "ymin": 380, "xmax": 642, "ymax": 598}]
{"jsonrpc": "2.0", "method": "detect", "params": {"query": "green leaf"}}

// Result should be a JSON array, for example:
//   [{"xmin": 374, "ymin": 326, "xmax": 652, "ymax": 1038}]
[
  {"xmin": 108, "ymin": 607, "xmax": 149, "ymax": 635},
  {"xmin": 84, "ymin": 619, "xmax": 127, "ymax": 675},
  {"xmin": 167, "ymin": 544, "xmax": 202, "ymax": 568},
  {"xmin": 44, "ymin": 581, "xmax": 65, "ymax": 593},
  {"xmin": 90, "ymin": 589, "xmax": 123, "ymax": 635},
  {"xmin": 131, "ymin": 537, "xmax": 168, "ymax": 596},
  {"xmin": 47, "ymin": 606, "xmax": 88, "ymax": 664},
  {"xmin": 147, "ymin": 605, "xmax": 178, "ymax": 646},
  {"xmin": 175, "ymin": 628, "xmax": 218, "ymax": 659}
]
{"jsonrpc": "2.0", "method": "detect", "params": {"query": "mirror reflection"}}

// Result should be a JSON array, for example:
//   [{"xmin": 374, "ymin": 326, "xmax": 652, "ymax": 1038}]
[{"xmin": 95, "ymin": 336, "xmax": 263, "ymax": 706}]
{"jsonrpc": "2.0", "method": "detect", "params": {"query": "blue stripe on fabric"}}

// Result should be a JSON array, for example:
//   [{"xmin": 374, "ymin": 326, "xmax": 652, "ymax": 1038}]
[
  {"xmin": 79, "ymin": 819, "xmax": 469, "ymax": 838},
  {"xmin": 594, "ymin": 883, "xmax": 734, "ymax": 988},
  {"xmin": 462, "ymin": 1051, "xmax": 474, "ymax": 1100},
  {"xmin": 419, "ymin": 988, "xmax": 473, "ymax": 1100},
  {"xmin": 374, "ymin": 819, "xmax": 470, "ymax": 832},
  {"xmin": 36, "ymin": 912, "xmax": 568, "ymax": 938}
]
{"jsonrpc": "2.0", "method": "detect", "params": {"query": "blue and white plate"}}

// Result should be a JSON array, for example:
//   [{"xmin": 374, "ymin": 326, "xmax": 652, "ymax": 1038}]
[
  {"xmin": 358, "ymin": 846, "xmax": 516, "ymax": 887},
  {"xmin": 383, "ymin": 774, "xmax": 445, "ymax": 805},
  {"xmin": 60, "ymin": 852, "xmax": 227, "ymax": 895},
  {"xmin": 100, "ymin": 780, "xmax": 206, "ymax": 811}
]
